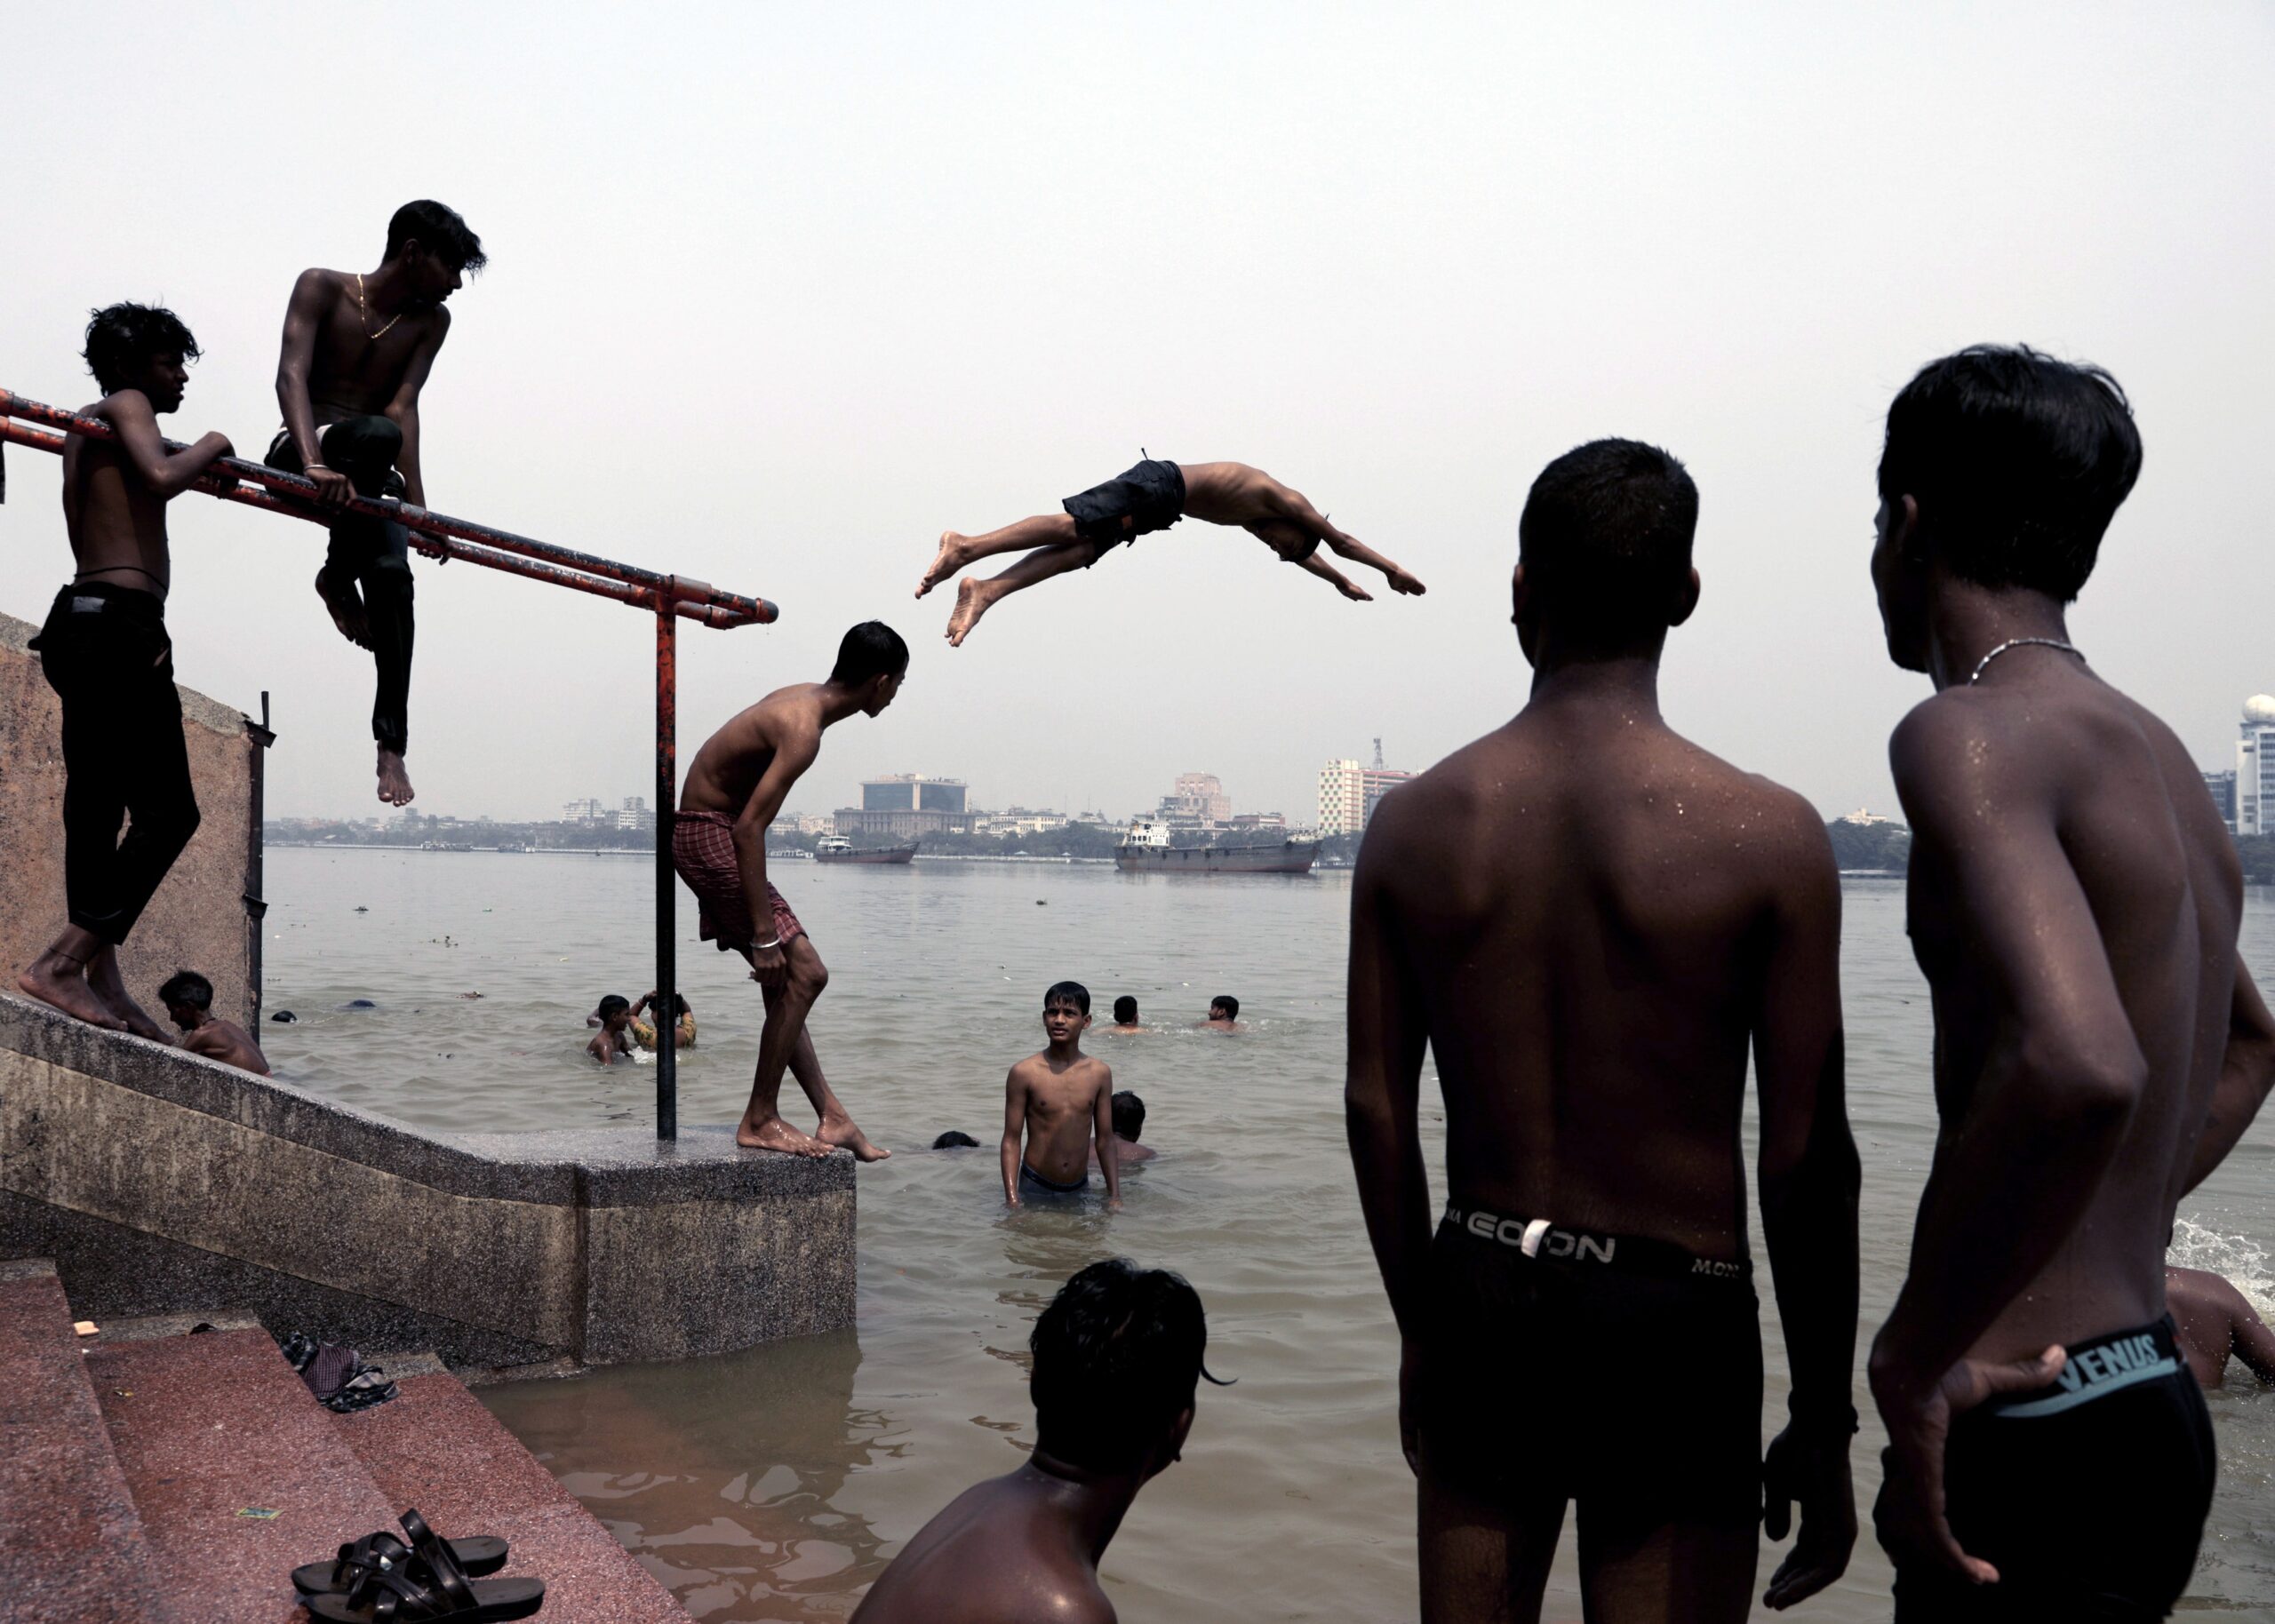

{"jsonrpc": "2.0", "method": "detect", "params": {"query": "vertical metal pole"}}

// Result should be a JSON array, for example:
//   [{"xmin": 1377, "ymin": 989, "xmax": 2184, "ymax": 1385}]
[{"xmin": 656, "ymin": 588, "xmax": 679, "ymax": 1142}]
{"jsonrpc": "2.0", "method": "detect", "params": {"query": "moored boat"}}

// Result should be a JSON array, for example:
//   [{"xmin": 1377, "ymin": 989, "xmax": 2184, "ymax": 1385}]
[{"xmin": 1112, "ymin": 818, "xmax": 1319, "ymax": 875}]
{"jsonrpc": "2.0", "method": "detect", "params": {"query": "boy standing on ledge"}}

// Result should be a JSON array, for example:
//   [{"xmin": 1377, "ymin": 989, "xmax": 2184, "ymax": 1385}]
[
  {"xmin": 675, "ymin": 622, "xmax": 905, "ymax": 1160},
  {"xmin": 269, "ymin": 198, "xmax": 485, "ymax": 808},
  {"xmin": 1002, "ymin": 982, "xmax": 1121, "ymax": 1208},
  {"xmin": 18, "ymin": 304, "xmax": 234, "ymax": 1039}
]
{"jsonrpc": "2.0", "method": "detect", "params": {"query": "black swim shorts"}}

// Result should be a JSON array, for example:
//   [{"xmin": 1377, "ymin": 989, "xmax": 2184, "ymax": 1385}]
[
  {"xmin": 1018, "ymin": 1161, "xmax": 1090, "ymax": 1198},
  {"xmin": 1886, "ymin": 1315, "xmax": 2215, "ymax": 1623},
  {"xmin": 1416, "ymin": 1203, "xmax": 1763, "ymax": 1526},
  {"xmin": 1062, "ymin": 458, "xmax": 1185, "ymax": 561}
]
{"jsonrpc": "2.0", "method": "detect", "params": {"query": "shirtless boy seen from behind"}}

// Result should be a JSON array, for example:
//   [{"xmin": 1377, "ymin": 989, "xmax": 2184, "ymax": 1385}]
[
  {"xmin": 674, "ymin": 622, "xmax": 905, "ymax": 1160},
  {"xmin": 158, "ymin": 971, "xmax": 270, "ymax": 1076},
  {"xmin": 1002, "ymin": 982, "xmax": 1120, "ymax": 1208},
  {"xmin": 269, "ymin": 199, "xmax": 485, "ymax": 808},
  {"xmin": 1347, "ymin": 440, "xmax": 1861, "ymax": 1622},
  {"xmin": 1864, "ymin": 347, "xmax": 2275, "ymax": 1620},
  {"xmin": 2165, "ymin": 1266, "xmax": 2275, "ymax": 1389},
  {"xmin": 17, "ymin": 304, "xmax": 234, "ymax": 1039},
  {"xmin": 919, "ymin": 458, "xmax": 1425, "ymax": 646}
]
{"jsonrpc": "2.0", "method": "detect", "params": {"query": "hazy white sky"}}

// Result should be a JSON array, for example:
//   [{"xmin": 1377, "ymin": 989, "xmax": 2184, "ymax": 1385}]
[{"xmin": 5, "ymin": 4, "xmax": 2271, "ymax": 824}]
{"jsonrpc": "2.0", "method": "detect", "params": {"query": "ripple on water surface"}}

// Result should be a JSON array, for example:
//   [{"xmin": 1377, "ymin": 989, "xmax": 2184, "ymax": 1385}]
[{"xmin": 263, "ymin": 852, "xmax": 2275, "ymax": 1620}]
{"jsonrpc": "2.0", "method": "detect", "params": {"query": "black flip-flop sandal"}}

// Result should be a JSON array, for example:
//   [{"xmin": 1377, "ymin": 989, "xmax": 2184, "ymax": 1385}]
[
  {"xmin": 291, "ymin": 1528, "xmax": 509, "ymax": 1596},
  {"xmin": 305, "ymin": 1517, "xmax": 541, "ymax": 1622}
]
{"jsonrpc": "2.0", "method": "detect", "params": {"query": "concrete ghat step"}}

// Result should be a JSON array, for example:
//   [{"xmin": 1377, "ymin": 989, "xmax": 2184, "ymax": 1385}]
[
  {"xmin": 0, "ymin": 1258, "xmax": 172, "ymax": 1624},
  {"xmin": 334, "ymin": 1372, "xmax": 689, "ymax": 1623},
  {"xmin": 89, "ymin": 1326, "xmax": 398, "ymax": 1624}
]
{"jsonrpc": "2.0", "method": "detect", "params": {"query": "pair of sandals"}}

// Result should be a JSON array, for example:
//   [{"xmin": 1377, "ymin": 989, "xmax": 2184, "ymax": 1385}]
[{"xmin": 292, "ymin": 1509, "xmax": 544, "ymax": 1621}]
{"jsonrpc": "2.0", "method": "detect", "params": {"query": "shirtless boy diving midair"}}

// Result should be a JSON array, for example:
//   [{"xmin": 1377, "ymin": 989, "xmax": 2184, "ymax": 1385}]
[
  {"xmin": 673, "ymin": 623, "xmax": 904, "ymax": 1159},
  {"xmin": 270, "ymin": 199, "xmax": 485, "ymax": 808},
  {"xmin": 1864, "ymin": 347, "xmax": 2275, "ymax": 1620},
  {"xmin": 1346, "ymin": 440, "xmax": 1862, "ymax": 1621},
  {"xmin": 17, "ymin": 304, "xmax": 234, "ymax": 1039},
  {"xmin": 1002, "ymin": 983, "xmax": 1120, "ymax": 1208},
  {"xmin": 917, "ymin": 458, "xmax": 1426, "ymax": 646}
]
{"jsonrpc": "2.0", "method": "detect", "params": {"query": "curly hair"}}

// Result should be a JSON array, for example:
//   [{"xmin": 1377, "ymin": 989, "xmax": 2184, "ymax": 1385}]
[{"xmin": 84, "ymin": 302, "xmax": 200, "ymax": 394}]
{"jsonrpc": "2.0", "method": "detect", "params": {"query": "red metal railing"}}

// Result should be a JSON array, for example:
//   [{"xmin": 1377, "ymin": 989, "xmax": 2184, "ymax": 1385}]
[{"xmin": 3, "ymin": 387, "xmax": 771, "ymax": 1140}]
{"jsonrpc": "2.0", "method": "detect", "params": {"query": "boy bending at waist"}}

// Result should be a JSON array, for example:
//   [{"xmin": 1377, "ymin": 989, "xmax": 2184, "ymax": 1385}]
[
  {"xmin": 18, "ymin": 304, "xmax": 234, "ymax": 1039},
  {"xmin": 159, "ymin": 971, "xmax": 269, "ymax": 1075},
  {"xmin": 918, "ymin": 458, "xmax": 1426, "ymax": 646},
  {"xmin": 1002, "ymin": 982, "xmax": 1120, "ymax": 1208}
]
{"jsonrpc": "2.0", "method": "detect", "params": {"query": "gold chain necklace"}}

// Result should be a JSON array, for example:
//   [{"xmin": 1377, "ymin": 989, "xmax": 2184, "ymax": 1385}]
[{"xmin": 355, "ymin": 273, "xmax": 403, "ymax": 342}]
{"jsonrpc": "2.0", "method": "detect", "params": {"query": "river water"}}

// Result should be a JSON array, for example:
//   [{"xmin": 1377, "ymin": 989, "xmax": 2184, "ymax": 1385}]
[{"xmin": 259, "ymin": 847, "xmax": 2275, "ymax": 1621}]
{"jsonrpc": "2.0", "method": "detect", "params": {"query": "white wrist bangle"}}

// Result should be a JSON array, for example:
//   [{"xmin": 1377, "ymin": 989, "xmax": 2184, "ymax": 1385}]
[{"xmin": 754, "ymin": 936, "xmax": 782, "ymax": 951}]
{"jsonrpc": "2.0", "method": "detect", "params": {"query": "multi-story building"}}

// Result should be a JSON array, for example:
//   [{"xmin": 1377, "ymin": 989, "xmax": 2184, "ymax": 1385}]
[
  {"xmin": 2236, "ymin": 697, "xmax": 2275, "ymax": 836},
  {"xmin": 563, "ymin": 797, "xmax": 605, "ymax": 823},
  {"xmin": 1318, "ymin": 750, "xmax": 1416, "ymax": 836},
  {"xmin": 1154, "ymin": 772, "xmax": 1231, "ymax": 830},
  {"xmin": 863, "ymin": 775, "xmax": 969, "ymax": 815},
  {"xmin": 2203, "ymin": 769, "xmax": 2238, "ymax": 832},
  {"xmin": 1229, "ymin": 811, "xmax": 1288, "ymax": 833},
  {"xmin": 614, "ymin": 795, "xmax": 656, "ymax": 832},
  {"xmin": 974, "ymin": 806, "xmax": 1073, "ymax": 839}
]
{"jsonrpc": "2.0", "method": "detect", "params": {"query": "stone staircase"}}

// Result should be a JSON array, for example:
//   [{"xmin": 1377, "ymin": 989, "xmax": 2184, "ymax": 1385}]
[{"xmin": 0, "ymin": 1258, "xmax": 689, "ymax": 1623}]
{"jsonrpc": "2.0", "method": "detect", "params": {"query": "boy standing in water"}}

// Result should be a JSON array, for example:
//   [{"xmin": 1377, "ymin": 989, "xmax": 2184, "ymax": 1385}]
[
  {"xmin": 269, "ymin": 199, "xmax": 485, "ymax": 808},
  {"xmin": 17, "ymin": 304, "xmax": 234, "ymax": 1039},
  {"xmin": 587, "ymin": 995, "xmax": 633, "ymax": 1065},
  {"xmin": 1002, "ymin": 982, "xmax": 1120, "ymax": 1208},
  {"xmin": 917, "ymin": 458, "xmax": 1425, "ymax": 645},
  {"xmin": 1346, "ymin": 440, "xmax": 1861, "ymax": 1620}
]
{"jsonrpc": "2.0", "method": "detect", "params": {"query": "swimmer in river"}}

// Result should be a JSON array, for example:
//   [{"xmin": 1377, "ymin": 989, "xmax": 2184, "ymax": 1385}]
[
  {"xmin": 917, "ymin": 459, "xmax": 1425, "ymax": 646},
  {"xmin": 2165, "ymin": 1265, "xmax": 2275, "ymax": 1388},
  {"xmin": 1346, "ymin": 439, "xmax": 1862, "ymax": 1620},
  {"xmin": 1862, "ymin": 347, "xmax": 2275, "ymax": 1620},
  {"xmin": 1106, "ymin": 995, "xmax": 1144, "ymax": 1035},
  {"xmin": 1201, "ymin": 995, "xmax": 1241, "ymax": 1032},
  {"xmin": 17, "ymin": 305, "xmax": 234, "ymax": 1040},
  {"xmin": 1093, "ymin": 1091, "xmax": 1156, "ymax": 1168},
  {"xmin": 674, "ymin": 622, "xmax": 904, "ymax": 1158},
  {"xmin": 587, "ymin": 995, "xmax": 633, "ymax": 1065},
  {"xmin": 268, "ymin": 200, "xmax": 486, "ymax": 808},
  {"xmin": 850, "ymin": 1259, "xmax": 1216, "ymax": 1624},
  {"xmin": 158, "ymin": 970, "xmax": 270, "ymax": 1076},
  {"xmin": 1002, "ymin": 982, "xmax": 1119, "ymax": 1208},
  {"xmin": 628, "ymin": 990, "xmax": 696, "ymax": 1051}
]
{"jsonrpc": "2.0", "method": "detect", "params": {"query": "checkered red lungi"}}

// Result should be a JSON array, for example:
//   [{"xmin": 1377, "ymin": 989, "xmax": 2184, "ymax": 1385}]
[{"xmin": 672, "ymin": 810, "xmax": 806, "ymax": 951}]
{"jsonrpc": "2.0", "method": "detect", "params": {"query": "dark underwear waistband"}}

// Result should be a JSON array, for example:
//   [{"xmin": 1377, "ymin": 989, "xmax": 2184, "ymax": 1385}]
[
  {"xmin": 1440, "ymin": 1200, "xmax": 1751, "ymax": 1284},
  {"xmin": 52, "ymin": 578, "xmax": 165, "ymax": 617},
  {"xmin": 1981, "ymin": 1315, "xmax": 2183, "ymax": 1420},
  {"xmin": 1020, "ymin": 1161, "xmax": 1090, "ymax": 1195}
]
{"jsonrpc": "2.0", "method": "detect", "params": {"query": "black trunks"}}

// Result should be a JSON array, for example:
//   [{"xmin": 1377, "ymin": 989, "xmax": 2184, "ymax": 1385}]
[
  {"xmin": 1417, "ymin": 1201, "xmax": 1761, "ymax": 1525},
  {"xmin": 1018, "ymin": 1161, "xmax": 1091, "ymax": 1198},
  {"xmin": 1062, "ymin": 458, "xmax": 1185, "ymax": 562},
  {"xmin": 1886, "ymin": 1315, "xmax": 2215, "ymax": 1623}
]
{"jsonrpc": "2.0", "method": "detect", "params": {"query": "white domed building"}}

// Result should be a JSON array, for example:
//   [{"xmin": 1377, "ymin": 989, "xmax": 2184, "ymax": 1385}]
[{"xmin": 2233, "ymin": 697, "xmax": 2275, "ymax": 835}]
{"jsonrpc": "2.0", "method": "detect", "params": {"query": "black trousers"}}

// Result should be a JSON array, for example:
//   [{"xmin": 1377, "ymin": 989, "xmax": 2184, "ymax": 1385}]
[
  {"xmin": 34, "ymin": 583, "xmax": 201, "ymax": 945},
  {"xmin": 267, "ymin": 417, "xmax": 415, "ymax": 755}
]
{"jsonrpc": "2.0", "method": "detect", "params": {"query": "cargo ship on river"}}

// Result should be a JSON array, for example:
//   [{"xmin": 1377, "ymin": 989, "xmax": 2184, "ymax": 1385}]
[
  {"xmin": 1113, "ymin": 819, "xmax": 1320, "ymax": 875},
  {"xmin": 814, "ymin": 836, "xmax": 918, "ymax": 865}
]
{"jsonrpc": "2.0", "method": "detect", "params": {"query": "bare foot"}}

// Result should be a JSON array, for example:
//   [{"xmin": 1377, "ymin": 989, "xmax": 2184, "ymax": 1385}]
[
  {"xmin": 1385, "ymin": 567, "xmax": 1426, "ymax": 596},
  {"xmin": 915, "ymin": 531, "xmax": 970, "ymax": 599},
  {"xmin": 817, "ymin": 1114, "xmax": 892, "ymax": 1162},
  {"xmin": 946, "ymin": 577, "xmax": 998, "ymax": 648},
  {"xmin": 376, "ymin": 750, "xmax": 415, "ymax": 808},
  {"xmin": 737, "ymin": 1115, "xmax": 834, "ymax": 1157},
  {"xmin": 315, "ymin": 567, "xmax": 371, "ymax": 648},
  {"xmin": 85, "ymin": 950, "xmax": 170, "ymax": 1041},
  {"xmin": 17, "ymin": 955, "xmax": 127, "ymax": 1031}
]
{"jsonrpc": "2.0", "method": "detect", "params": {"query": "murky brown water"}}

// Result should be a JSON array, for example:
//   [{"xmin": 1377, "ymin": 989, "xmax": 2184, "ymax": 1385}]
[{"xmin": 263, "ymin": 849, "xmax": 2275, "ymax": 1620}]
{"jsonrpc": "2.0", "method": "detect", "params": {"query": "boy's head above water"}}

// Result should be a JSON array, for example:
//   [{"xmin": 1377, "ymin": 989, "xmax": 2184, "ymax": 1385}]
[
  {"xmin": 1113, "ymin": 995, "xmax": 1138, "ymax": 1024},
  {"xmin": 595, "ymin": 994, "xmax": 631, "ymax": 1029},
  {"xmin": 1043, "ymin": 981, "xmax": 1091, "ymax": 1043},
  {"xmin": 157, "ymin": 969, "xmax": 213, "ymax": 1031},
  {"xmin": 1113, "ymin": 1090, "xmax": 1146, "ymax": 1142},
  {"xmin": 1208, "ymin": 995, "xmax": 1239, "ymax": 1023},
  {"xmin": 1031, "ymin": 1259, "xmax": 1209, "ymax": 1477}
]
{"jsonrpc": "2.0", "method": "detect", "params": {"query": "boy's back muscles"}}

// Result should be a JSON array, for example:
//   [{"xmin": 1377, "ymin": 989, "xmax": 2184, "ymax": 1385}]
[{"xmin": 1366, "ymin": 720, "xmax": 1831, "ymax": 1247}]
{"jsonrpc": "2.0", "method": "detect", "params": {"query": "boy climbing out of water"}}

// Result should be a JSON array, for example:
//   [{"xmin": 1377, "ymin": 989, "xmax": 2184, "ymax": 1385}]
[
  {"xmin": 587, "ymin": 995, "xmax": 633, "ymax": 1064},
  {"xmin": 269, "ymin": 199, "xmax": 486, "ymax": 808},
  {"xmin": 158, "ymin": 971, "xmax": 269, "ymax": 1075},
  {"xmin": 916, "ymin": 458, "xmax": 1426, "ymax": 646},
  {"xmin": 673, "ymin": 621, "xmax": 905, "ymax": 1160},
  {"xmin": 17, "ymin": 304, "xmax": 234, "ymax": 1040},
  {"xmin": 1002, "ymin": 982, "xmax": 1121, "ymax": 1208}
]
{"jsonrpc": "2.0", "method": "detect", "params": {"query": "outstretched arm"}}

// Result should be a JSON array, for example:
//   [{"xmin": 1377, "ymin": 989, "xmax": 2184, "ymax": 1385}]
[
  {"xmin": 385, "ymin": 309, "xmax": 449, "ymax": 507},
  {"xmin": 2185, "ymin": 958, "xmax": 2275, "ymax": 1194},
  {"xmin": 1752, "ymin": 812, "xmax": 1860, "ymax": 1610},
  {"xmin": 1344, "ymin": 801, "xmax": 1433, "ymax": 1471},
  {"xmin": 95, "ymin": 393, "xmax": 232, "ymax": 498},
  {"xmin": 1185, "ymin": 462, "xmax": 1425, "ymax": 593},
  {"xmin": 1293, "ymin": 549, "xmax": 1374, "ymax": 601}
]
